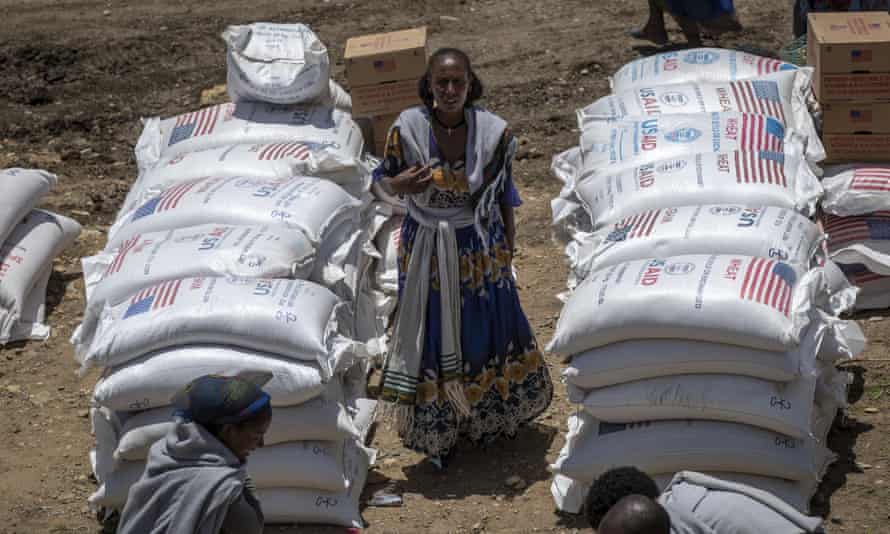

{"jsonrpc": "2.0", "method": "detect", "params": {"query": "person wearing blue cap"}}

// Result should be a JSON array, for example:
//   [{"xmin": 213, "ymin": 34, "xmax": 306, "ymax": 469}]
[{"xmin": 116, "ymin": 372, "xmax": 273, "ymax": 534}]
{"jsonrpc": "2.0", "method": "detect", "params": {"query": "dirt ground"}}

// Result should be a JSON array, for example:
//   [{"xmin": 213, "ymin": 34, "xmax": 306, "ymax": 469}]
[{"xmin": 1, "ymin": 1, "xmax": 888, "ymax": 533}]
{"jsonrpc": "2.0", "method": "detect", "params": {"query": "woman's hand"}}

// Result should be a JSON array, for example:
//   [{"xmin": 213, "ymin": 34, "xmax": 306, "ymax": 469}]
[{"xmin": 385, "ymin": 164, "xmax": 433, "ymax": 195}]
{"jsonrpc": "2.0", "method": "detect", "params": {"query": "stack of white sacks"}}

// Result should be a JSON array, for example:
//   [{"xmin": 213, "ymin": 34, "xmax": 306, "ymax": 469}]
[
  {"xmin": 548, "ymin": 48, "xmax": 867, "ymax": 514},
  {"xmin": 0, "ymin": 168, "xmax": 81, "ymax": 345},
  {"xmin": 821, "ymin": 164, "xmax": 890, "ymax": 310},
  {"xmin": 73, "ymin": 23, "xmax": 388, "ymax": 528}
]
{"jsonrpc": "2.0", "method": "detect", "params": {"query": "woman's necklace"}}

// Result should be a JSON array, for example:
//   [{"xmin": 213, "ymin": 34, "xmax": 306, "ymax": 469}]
[{"xmin": 432, "ymin": 111, "xmax": 466, "ymax": 136}]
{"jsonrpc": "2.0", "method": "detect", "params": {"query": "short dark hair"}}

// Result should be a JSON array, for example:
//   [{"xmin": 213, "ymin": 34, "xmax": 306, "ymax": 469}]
[
  {"xmin": 205, "ymin": 402, "xmax": 272, "ymax": 439},
  {"xmin": 417, "ymin": 47, "xmax": 484, "ymax": 110},
  {"xmin": 584, "ymin": 467, "xmax": 660, "ymax": 529},
  {"xmin": 598, "ymin": 495, "xmax": 671, "ymax": 534}
]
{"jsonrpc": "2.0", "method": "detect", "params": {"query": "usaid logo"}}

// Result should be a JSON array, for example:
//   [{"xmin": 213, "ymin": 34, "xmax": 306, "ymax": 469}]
[
  {"xmin": 665, "ymin": 127, "xmax": 702, "ymax": 143},
  {"xmin": 710, "ymin": 206, "xmax": 742, "ymax": 216},
  {"xmin": 656, "ymin": 159, "xmax": 688, "ymax": 173},
  {"xmin": 684, "ymin": 50, "xmax": 719, "ymax": 64},
  {"xmin": 665, "ymin": 262, "xmax": 696, "ymax": 275},
  {"xmin": 660, "ymin": 91, "xmax": 689, "ymax": 107}
]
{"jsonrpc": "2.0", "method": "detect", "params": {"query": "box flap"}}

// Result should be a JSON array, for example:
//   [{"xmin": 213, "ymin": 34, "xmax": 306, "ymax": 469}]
[
  {"xmin": 345, "ymin": 27, "xmax": 428, "ymax": 59},
  {"xmin": 809, "ymin": 12, "xmax": 890, "ymax": 44}
]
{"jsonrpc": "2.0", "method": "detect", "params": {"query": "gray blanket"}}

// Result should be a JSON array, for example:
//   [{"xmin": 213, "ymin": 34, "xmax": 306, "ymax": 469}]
[
  {"xmin": 117, "ymin": 419, "xmax": 248, "ymax": 534},
  {"xmin": 660, "ymin": 471, "xmax": 824, "ymax": 534}
]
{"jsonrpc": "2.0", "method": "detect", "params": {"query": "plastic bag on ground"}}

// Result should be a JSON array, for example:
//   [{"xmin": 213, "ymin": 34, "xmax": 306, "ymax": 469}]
[
  {"xmin": 610, "ymin": 48, "xmax": 798, "ymax": 93},
  {"xmin": 223, "ymin": 23, "xmax": 330, "ymax": 105},
  {"xmin": 0, "ymin": 168, "xmax": 57, "ymax": 247},
  {"xmin": 550, "ymin": 412, "xmax": 835, "ymax": 485},
  {"xmin": 564, "ymin": 205, "xmax": 822, "ymax": 288},
  {"xmin": 0, "ymin": 210, "xmax": 80, "ymax": 344},
  {"xmin": 107, "ymin": 175, "xmax": 363, "ymax": 252},
  {"xmin": 579, "ymin": 112, "xmax": 819, "ymax": 173},
  {"xmin": 134, "ymin": 103, "xmax": 363, "ymax": 172},
  {"xmin": 551, "ymin": 150, "xmax": 822, "ymax": 242},
  {"xmin": 547, "ymin": 255, "xmax": 848, "ymax": 356},
  {"xmin": 92, "ymin": 345, "xmax": 333, "ymax": 412},
  {"xmin": 821, "ymin": 164, "xmax": 890, "ymax": 216}
]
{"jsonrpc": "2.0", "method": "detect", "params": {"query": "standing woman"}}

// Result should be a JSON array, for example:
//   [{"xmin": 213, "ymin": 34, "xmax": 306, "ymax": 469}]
[{"xmin": 374, "ymin": 48, "xmax": 553, "ymax": 468}]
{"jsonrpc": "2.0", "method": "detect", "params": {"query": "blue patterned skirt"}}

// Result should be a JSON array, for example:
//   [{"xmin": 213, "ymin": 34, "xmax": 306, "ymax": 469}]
[{"xmin": 395, "ymin": 215, "xmax": 553, "ymax": 458}]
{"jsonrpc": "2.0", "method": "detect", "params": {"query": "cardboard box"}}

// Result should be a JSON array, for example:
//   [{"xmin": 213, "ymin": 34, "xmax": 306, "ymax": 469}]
[
  {"xmin": 356, "ymin": 112, "xmax": 400, "ymax": 157},
  {"xmin": 350, "ymin": 79, "xmax": 421, "ymax": 117},
  {"xmin": 824, "ymin": 133, "xmax": 890, "ymax": 162},
  {"xmin": 344, "ymin": 27, "xmax": 428, "ymax": 87},
  {"xmin": 822, "ymin": 101, "xmax": 890, "ymax": 133},
  {"xmin": 808, "ymin": 12, "xmax": 890, "ymax": 102},
  {"xmin": 372, "ymin": 112, "xmax": 399, "ymax": 141}
]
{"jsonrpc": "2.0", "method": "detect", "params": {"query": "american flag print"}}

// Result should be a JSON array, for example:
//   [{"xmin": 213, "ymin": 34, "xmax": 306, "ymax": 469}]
[
  {"xmin": 730, "ymin": 81, "xmax": 786, "ymax": 122},
  {"xmin": 733, "ymin": 150, "xmax": 787, "ymax": 186},
  {"xmin": 168, "ymin": 106, "xmax": 221, "ymax": 146},
  {"xmin": 850, "ymin": 109, "xmax": 873, "ymax": 123},
  {"xmin": 606, "ymin": 209, "xmax": 661, "ymax": 242},
  {"xmin": 850, "ymin": 167, "xmax": 890, "ymax": 192},
  {"xmin": 257, "ymin": 142, "xmax": 313, "ymax": 161},
  {"xmin": 842, "ymin": 264, "xmax": 886, "ymax": 286},
  {"xmin": 852, "ymin": 49, "xmax": 873, "ymax": 63},
  {"xmin": 739, "ymin": 258, "xmax": 797, "ymax": 316},
  {"xmin": 823, "ymin": 212, "xmax": 890, "ymax": 249},
  {"xmin": 749, "ymin": 55, "xmax": 790, "ymax": 75},
  {"xmin": 739, "ymin": 114, "xmax": 785, "ymax": 153},
  {"xmin": 132, "ymin": 181, "xmax": 199, "ymax": 221},
  {"xmin": 104, "ymin": 235, "xmax": 141, "ymax": 276},
  {"xmin": 122, "ymin": 279, "xmax": 182, "ymax": 319}
]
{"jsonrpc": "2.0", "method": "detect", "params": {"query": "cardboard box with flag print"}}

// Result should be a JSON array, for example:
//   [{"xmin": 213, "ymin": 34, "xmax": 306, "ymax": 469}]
[
  {"xmin": 344, "ymin": 27, "xmax": 428, "ymax": 118},
  {"xmin": 807, "ymin": 12, "xmax": 890, "ymax": 102},
  {"xmin": 822, "ymin": 101, "xmax": 890, "ymax": 162}
]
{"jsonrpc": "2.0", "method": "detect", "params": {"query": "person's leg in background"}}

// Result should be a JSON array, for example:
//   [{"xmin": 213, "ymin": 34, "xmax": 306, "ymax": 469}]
[{"xmin": 629, "ymin": 0, "xmax": 670, "ymax": 45}]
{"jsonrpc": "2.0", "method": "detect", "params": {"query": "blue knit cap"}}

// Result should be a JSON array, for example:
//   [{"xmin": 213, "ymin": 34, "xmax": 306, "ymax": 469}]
[{"xmin": 172, "ymin": 373, "xmax": 272, "ymax": 426}]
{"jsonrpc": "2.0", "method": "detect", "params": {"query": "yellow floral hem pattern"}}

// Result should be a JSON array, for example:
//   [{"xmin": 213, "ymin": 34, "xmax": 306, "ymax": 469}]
[{"xmin": 416, "ymin": 348, "xmax": 546, "ymax": 406}]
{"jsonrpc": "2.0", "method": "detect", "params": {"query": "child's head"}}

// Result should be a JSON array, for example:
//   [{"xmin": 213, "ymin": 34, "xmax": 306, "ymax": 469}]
[{"xmin": 584, "ymin": 466, "xmax": 660, "ymax": 529}]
